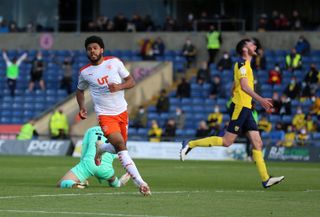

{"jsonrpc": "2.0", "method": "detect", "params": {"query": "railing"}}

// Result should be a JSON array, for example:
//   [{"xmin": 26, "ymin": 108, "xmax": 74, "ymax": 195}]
[{"xmin": 192, "ymin": 19, "xmax": 246, "ymax": 32}]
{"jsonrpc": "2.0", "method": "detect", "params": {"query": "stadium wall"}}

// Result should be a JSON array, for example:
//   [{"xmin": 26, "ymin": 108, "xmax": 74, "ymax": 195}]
[{"xmin": 0, "ymin": 32, "xmax": 319, "ymax": 62}]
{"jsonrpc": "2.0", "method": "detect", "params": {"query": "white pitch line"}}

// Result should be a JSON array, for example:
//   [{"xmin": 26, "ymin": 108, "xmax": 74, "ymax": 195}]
[
  {"xmin": 0, "ymin": 190, "xmax": 205, "ymax": 200},
  {"xmin": 0, "ymin": 189, "xmax": 318, "ymax": 200},
  {"xmin": 0, "ymin": 209, "xmax": 174, "ymax": 217}
]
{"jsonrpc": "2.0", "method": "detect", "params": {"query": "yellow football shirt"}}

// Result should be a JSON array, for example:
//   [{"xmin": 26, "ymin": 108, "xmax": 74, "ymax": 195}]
[{"xmin": 232, "ymin": 59, "xmax": 254, "ymax": 109}]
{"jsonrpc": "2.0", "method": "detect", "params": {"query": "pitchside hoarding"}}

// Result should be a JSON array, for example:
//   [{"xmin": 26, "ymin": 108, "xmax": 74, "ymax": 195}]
[
  {"xmin": 0, "ymin": 140, "xmax": 72, "ymax": 156},
  {"xmin": 264, "ymin": 146, "xmax": 320, "ymax": 162},
  {"xmin": 73, "ymin": 140, "xmax": 247, "ymax": 161}
]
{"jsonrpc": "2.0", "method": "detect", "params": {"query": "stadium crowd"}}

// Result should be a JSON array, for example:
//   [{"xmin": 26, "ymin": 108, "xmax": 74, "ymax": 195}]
[{"xmin": 1, "ymin": 9, "xmax": 318, "ymax": 33}]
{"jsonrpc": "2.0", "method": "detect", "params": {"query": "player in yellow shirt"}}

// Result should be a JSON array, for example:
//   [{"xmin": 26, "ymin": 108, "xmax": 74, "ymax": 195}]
[{"xmin": 180, "ymin": 38, "xmax": 284, "ymax": 188}]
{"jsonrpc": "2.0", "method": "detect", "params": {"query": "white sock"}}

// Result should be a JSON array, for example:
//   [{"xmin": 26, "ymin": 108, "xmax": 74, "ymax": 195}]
[
  {"xmin": 118, "ymin": 150, "xmax": 145, "ymax": 186},
  {"xmin": 100, "ymin": 143, "xmax": 116, "ymax": 154}
]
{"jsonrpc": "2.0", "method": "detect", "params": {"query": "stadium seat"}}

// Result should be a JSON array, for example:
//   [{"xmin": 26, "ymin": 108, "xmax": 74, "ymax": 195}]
[
  {"xmin": 169, "ymin": 98, "xmax": 181, "ymax": 106},
  {"xmin": 128, "ymin": 128, "xmax": 137, "ymax": 135},
  {"xmin": 181, "ymin": 98, "xmax": 192, "ymax": 105},
  {"xmin": 147, "ymin": 106, "xmax": 157, "ymax": 113},
  {"xmin": 147, "ymin": 112, "xmax": 160, "ymax": 120},
  {"xmin": 312, "ymin": 132, "xmax": 320, "ymax": 140},
  {"xmin": 269, "ymin": 115, "xmax": 281, "ymax": 123},
  {"xmin": 137, "ymin": 128, "xmax": 148, "ymax": 136},
  {"xmin": 282, "ymin": 115, "xmax": 293, "ymax": 124}
]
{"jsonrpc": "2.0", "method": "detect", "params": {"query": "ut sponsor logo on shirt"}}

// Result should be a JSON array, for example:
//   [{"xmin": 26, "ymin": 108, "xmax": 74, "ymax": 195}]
[{"xmin": 97, "ymin": 75, "xmax": 109, "ymax": 85}]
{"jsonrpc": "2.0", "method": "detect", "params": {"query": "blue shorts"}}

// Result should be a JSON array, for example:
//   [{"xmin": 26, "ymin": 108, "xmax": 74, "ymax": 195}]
[{"xmin": 227, "ymin": 102, "xmax": 258, "ymax": 134}]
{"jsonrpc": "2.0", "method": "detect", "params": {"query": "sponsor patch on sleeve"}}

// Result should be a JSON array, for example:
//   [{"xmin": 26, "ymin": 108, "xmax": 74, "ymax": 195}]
[{"xmin": 240, "ymin": 67, "xmax": 247, "ymax": 76}]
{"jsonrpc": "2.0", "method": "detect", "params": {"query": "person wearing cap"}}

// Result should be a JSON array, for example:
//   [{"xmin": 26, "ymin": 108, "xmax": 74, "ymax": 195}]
[{"xmin": 76, "ymin": 35, "xmax": 151, "ymax": 196}]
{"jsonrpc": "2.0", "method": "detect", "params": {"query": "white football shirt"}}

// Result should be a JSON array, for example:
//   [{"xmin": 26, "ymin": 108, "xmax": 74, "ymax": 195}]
[{"xmin": 77, "ymin": 56, "xmax": 130, "ymax": 115}]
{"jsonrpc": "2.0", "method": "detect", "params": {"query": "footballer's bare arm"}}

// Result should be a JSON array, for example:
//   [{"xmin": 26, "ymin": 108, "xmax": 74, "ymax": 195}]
[
  {"xmin": 109, "ymin": 75, "xmax": 135, "ymax": 93},
  {"xmin": 76, "ymin": 89, "xmax": 87, "ymax": 119}
]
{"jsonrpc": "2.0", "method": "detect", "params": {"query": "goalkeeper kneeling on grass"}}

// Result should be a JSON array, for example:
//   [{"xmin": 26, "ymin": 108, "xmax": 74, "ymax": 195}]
[{"xmin": 57, "ymin": 126, "xmax": 130, "ymax": 189}]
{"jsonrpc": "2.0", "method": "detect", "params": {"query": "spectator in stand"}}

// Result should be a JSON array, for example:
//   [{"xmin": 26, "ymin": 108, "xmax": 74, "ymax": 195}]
[
  {"xmin": 88, "ymin": 16, "xmax": 114, "ymax": 32},
  {"xmin": 16, "ymin": 120, "xmax": 39, "ymax": 140},
  {"xmin": 217, "ymin": 51, "xmax": 232, "ymax": 71},
  {"xmin": 195, "ymin": 120, "xmax": 211, "ymax": 138},
  {"xmin": 196, "ymin": 61, "xmax": 210, "ymax": 84},
  {"xmin": 143, "ymin": 15, "xmax": 154, "ymax": 31},
  {"xmin": 156, "ymin": 89, "xmax": 169, "ymax": 113},
  {"xmin": 310, "ymin": 97, "xmax": 320, "ymax": 115},
  {"xmin": 152, "ymin": 37, "xmax": 165, "ymax": 57},
  {"xmin": 130, "ymin": 14, "xmax": 145, "ymax": 32},
  {"xmin": 9, "ymin": 21, "xmax": 18, "ymax": 32},
  {"xmin": 2, "ymin": 49, "xmax": 27, "ymax": 97},
  {"xmin": 304, "ymin": 64, "xmax": 319, "ymax": 85},
  {"xmin": 295, "ymin": 35, "xmax": 310, "ymax": 56},
  {"xmin": 176, "ymin": 77, "xmax": 191, "ymax": 98},
  {"xmin": 96, "ymin": 15, "xmax": 110, "ymax": 31},
  {"xmin": 197, "ymin": 11, "xmax": 210, "ymax": 31},
  {"xmin": 163, "ymin": 16, "xmax": 178, "ymax": 31},
  {"xmin": 207, "ymin": 105, "xmax": 223, "ymax": 135},
  {"xmin": 139, "ymin": 38, "xmax": 154, "ymax": 60},
  {"xmin": 131, "ymin": 105, "xmax": 147, "ymax": 129},
  {"xmin": 270, "ymin": 92, "xmax": 282, "ymax": 115},
  {"xmin": 59, "ymin": 56, "xmax": 74, "ymax": 94},
  {"xmin": 291, "ymin": 10, "xmax": 303, "ymax": 31},
  {"xmin": 277, "ymin": 124, "xmax": 296, "ymax": 147},
  {"xmin": 173, "ymin": 107, "xmax": 185, "ymax": 129},
  {"xmin": 206, "ymin": 24, "xmax": 222, "ymax": 65},
  {"xmin": 113, "ymin": 13, "xmax": 128, "ymax": 31},
  {"xmin": 162, "ymin": 119, "xmax": 176, "ymax": 141},
  {"xmin": 49, "ymin": 108, "xmax": 69, "ymax": 139},
  {"xmin": 296, "ymin": 126, "xmax": 309, "ymax": 146},
  {"xmin": 257, "ymin": 13, "xmax": 268, "ymax": 32},
  {"xmin": 284, "ymin": 76, "xmax": 301, "ymax": 100},
  {"xmin": 148, "ymin": 120, "xmax": 162, "ymax": 142},
  {"xmin": 258, "ymin": 115, "xmax": 272, "ymax": 133},
  {"xmin": 278, "ymin": 13, "xmax": 290, "ymax": 30},
  {"xmin": 270, "ymin": 10, "xmax": 280, "ymax": 30},
  {"xmin": 252, "ymin": 48, "xmax": 266, "ymax": 71},
  {"xmin": 285, "ymin": 48, "xmax": 302, "ymax": 72},
  {"xmin": 209, "ymin": 75, "xmax": 225, "ymax": 99},
  {"xmin": 28, "ymin": 51, "xmax": 45, "ymax": 91},
  {"xmin": 270, "ymin": 122, "xmax": 285, "ymax": 144},
  {"xmin": 184, "ymin": 12, "xmax": 195, "ymax": 31},
  {"xmin": 305, "ymin": 114, "xmax": 316, "ymax": 132},
  {"xmin": 0, "ymin": 16, "xmax": 9, "ymax": 32},
  {"xmin": 300, "ymin": 81, "xmax": 313, "ymax": 100},
  {"xmin": 279, "ymin": 94, "xmax": 292, "ymax": 116},
  {"xmin": 268, "ymin": 64, "xmax": 282, "ymax": 85},
  {"xmin": 292, "ymin": 106, "xmax": 306, "ymax": 131},
  {"xmin": 316, "ymin": 115, "xmax": 320, "ymax": 131},
  {"xmin": 182, "ymin": 38, "xmax": 197, "ymax": 68}
]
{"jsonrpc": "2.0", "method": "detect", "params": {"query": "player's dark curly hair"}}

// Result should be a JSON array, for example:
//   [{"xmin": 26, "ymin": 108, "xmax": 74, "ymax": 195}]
[
  {"xmin": 235, "ymin": 38, "xmax": 252, "ymax": 55},
  {"xmin": 85, "ymin": 35, "xmax": 105, "ymax": 49}
]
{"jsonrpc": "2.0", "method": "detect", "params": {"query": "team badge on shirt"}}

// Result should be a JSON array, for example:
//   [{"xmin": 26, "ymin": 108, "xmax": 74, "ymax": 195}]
[
  {"xmin": 240, "ymin": 67, "xmax": 247, "ymax": 76},
  {"xmin": 234, "ymin": 126, "xmax": 239, "ymax": 132}
]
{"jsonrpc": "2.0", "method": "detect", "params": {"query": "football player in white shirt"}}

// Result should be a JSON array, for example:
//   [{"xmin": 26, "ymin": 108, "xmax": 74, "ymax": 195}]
[{"xmin": 76, "ymin": 36, "xmax": 151, "ymax": 196}]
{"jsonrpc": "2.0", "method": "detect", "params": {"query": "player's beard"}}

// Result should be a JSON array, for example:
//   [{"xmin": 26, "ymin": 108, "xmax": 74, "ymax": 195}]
[{"xmin": 88, "ymin": 53, "xmax": 103, "ymax": 64}]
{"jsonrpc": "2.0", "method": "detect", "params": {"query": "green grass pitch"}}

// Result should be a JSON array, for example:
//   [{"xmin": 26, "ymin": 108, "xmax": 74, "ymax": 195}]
[{"xmin": 0, "ymin": 156, "xmax": 319, "ymax": 217}]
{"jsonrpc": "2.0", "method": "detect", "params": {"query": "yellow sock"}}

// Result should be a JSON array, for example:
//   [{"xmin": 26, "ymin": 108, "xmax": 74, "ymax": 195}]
[
  {"xmin": 189, "ymin": 136, "xmax": 223, "ymax": 148},
  {"xmin": 252, "ymin": 149, "xmax": 270, "ymax": 182}
]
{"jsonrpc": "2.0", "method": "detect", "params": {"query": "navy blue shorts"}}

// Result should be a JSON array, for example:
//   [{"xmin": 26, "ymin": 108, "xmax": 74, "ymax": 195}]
[{"xmin": 227, "ymin": 102, "xmax": 258, "ymax": 134}]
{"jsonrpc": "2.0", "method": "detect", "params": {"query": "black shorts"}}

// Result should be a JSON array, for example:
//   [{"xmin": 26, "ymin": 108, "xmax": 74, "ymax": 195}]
[
  {"xmin": 227, "ymin": 102, "xmax": 258, "ymax": 134},
  {"xmin": 30, "ymin": 71, "xmax": 43, "ymax": 82}
]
